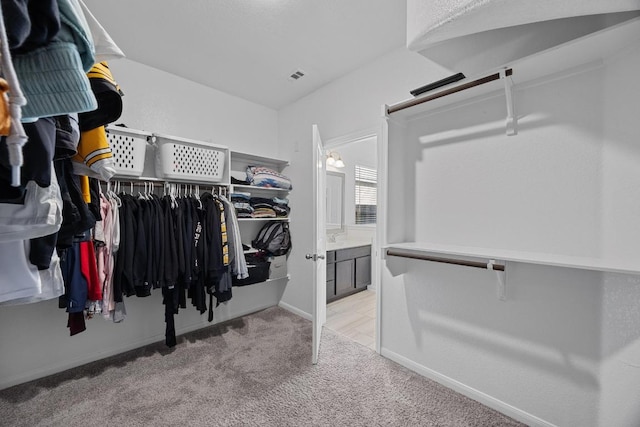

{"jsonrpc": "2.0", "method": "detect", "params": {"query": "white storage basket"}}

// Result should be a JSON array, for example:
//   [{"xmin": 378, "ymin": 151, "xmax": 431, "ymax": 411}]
[
  {"xmin": 154, "ymin": 134, "xmax": 227, "ymax": 182},
  {"xmin": 105, "ymin": 126, "xmax": 150, "ymax": 177}
]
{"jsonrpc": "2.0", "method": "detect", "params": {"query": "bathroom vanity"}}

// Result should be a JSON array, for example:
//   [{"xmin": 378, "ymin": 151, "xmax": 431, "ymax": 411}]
[{"xmin": 326, "ymin": 242, "xmax": 371, "ymax": 302}]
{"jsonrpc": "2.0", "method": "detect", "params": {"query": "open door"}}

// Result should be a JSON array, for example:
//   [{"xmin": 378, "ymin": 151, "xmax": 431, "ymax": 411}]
[{"xmin": 308, "ymin": 125, "xmax": 327, "ymax": 364}]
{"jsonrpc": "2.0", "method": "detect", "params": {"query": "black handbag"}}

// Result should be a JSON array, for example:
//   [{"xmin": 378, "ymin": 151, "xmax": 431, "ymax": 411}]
[{"xmin": 232, "ymin": 253, "xmax": 271, "ymax": 286}]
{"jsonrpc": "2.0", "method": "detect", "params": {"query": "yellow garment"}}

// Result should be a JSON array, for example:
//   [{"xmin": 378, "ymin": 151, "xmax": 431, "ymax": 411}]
[
  {"xmin": 215, "ymin": 199, "xmax": 229, "ymax": 266},
  {"xmin": 72, "ymin": 125, "xmax": 116, "ymax": 181},
  {"xmin": 80, "ymin": 175, "xmax": 91, "ymax": 203},
  {"xmin": 0, "ymin": 78, "xmax": 10, "ymax": 136},
  {"xmin": 87, "ymin": 62, "xmax": 122, "ymax": 94}
]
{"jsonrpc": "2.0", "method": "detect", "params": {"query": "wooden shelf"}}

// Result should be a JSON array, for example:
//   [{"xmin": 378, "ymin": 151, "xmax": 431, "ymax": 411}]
[
  {"xmin": 388, "ymin": 16, "xmax": 640, "ymax": 119},
  {"xmin": 385, "ymin": 242, "xmax": 640, "ymax": 275}
]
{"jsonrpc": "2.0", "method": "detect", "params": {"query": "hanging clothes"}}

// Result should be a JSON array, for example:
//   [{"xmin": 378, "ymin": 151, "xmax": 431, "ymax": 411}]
[
  {"xmin": 0, "ymin": 151, "xmax": 63, "ymax": 302},
  {"xmin": 0, "ymin": 0, "xmax": 30, "ymax": 187},
  {"xmin": 220, "ymin": 194, "xmax": 248, "ymax": 280},
  {"xmin": 187, "ymin": 194, "xmax": 206, "ymax": 316},
  {"xmin": 96, "ymin": 189, "xmax": 120, "ymax": 321},
  {"xmin": 0, "ymin": 240, "xmax": 48, "ymax": 303},
  {"xmin": 201, "ymin": 193, "xmax": 231, "ymax": 321},
  {"xmin": 0, "ymin": 1, "xmax": 130, "ymax": 330},
  {"xmin": 8, "ymin": 0, "xmax": 98, "ymax": 122},
  {"xmin": 107, "ymin": 187, "xmax": 246, "ymax": 346},
  {"xmin": 77, "ymin": 0, "xmax": 124, "ymax": 62},
  {"xmin": 7, "ymin": 248, "xmax": 65, "ymax": 305}
]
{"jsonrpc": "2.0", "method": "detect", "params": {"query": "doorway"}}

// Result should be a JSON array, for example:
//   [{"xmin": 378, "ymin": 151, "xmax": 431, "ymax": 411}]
[{"xmin": 322, "ymin": 130, "xmax": 378, "ymax": 352}]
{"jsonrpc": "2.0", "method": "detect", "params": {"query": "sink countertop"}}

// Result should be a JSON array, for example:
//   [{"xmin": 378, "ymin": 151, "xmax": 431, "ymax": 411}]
[{"xmin": 326, "ymin": 240, "xmax": 372, "ymax": 251}]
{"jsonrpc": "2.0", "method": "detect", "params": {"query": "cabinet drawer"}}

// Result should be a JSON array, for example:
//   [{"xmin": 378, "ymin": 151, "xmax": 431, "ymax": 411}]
[
  {"xmin": 335, "ymin": 245, "xmax": 371, "ymax": 262},
  {"xmin": 326, "ymin": 250, "xmax": 336, "ymax": 264}
]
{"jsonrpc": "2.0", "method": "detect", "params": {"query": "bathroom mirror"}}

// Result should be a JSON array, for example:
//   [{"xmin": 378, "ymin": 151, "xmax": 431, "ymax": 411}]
[{"xmin": 326, "ymin": 171, "xmax": 345, "ymax": 233}]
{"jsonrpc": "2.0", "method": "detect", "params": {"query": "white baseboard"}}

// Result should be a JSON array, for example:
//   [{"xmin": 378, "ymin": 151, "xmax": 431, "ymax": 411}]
[
  {"xmin": 380, "ymin": 348, "xmax": 557, "ymax": 427},
  {"xmin": 1, "ymin": 334, "xmax": 165, "ymax": 390},
  {"xmin": 278, "ymin": 301, "xmax": 312, "ymax": 320},
  {"xmin": 0, "ymin": 303, "xmax": 278, "ymax": 391},
  {"xmin": 175, "ymin": 302, "xmax": 278, "ymax": 337}
]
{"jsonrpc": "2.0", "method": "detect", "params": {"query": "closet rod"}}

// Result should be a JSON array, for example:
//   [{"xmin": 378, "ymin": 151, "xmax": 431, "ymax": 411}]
[
  {"xmin": 109, "ymin": 177, "xmax": 227, "ymax": 186},
  {"xmin": 386, "ymin": 249, "xmax": 505, "ymax": 271},
  {"xmin": 387, "ymin": 68, "xmax": 513, "ymax": 115}
]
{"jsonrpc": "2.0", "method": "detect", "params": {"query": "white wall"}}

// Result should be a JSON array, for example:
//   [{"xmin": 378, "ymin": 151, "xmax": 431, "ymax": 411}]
[
  {"xmin": 109, "ymin": 60, "xmax": 279, "ymax": 155},
  {"xmin": 598, "ymin": 44, "xmax": 640, "ymax": 427},
  {"xmin": 601, "ymin": 45, "xmax": 640, "ymax": 267},
  {"xmin": 278, "ymin": 48, "xmax": 450, "ymax": 316},
  {"xmin": 0, "ymin": 59, "xmax": 281, "ymax": 390},
  {"xmin": 380, "ymin": 45, "xmax": 640, "ymax": 426},
  {"xmin": 401, "ymin": 71, "xmax": 603, "ymax": 257}
]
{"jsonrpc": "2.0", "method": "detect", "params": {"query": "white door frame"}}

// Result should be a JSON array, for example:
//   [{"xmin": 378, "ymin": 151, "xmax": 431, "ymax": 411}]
[{"xmin": 311, "ymin": 125, "xmax": 327, "ymax": 365}]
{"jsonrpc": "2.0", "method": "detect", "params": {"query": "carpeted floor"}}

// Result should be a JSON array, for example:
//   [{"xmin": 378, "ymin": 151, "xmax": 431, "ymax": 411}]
[{"xmin": 0, "ymin": 307, "xmax": 524, "ymax": 426}]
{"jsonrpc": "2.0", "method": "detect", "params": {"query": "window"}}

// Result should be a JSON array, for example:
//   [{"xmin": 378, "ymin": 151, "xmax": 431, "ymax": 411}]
[{"xmin": 355, "ymin": 165, "xmax": 377, "ymax": 224}]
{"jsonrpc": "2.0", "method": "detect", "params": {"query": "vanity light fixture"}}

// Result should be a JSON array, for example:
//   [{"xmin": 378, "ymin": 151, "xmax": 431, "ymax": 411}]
[{"xmin": 326, "ymin": 151, "xmax": 345, "ymax": 168}]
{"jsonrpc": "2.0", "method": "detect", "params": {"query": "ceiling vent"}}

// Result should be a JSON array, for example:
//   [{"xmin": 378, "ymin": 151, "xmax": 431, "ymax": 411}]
[{"xmin": 288, "ymin": 69, "xmax": 305, "ymax": 81}]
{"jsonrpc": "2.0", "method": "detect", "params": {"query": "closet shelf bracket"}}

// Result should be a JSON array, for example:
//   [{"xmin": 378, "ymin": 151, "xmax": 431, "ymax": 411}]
[{"xmin": 501, "ymin": 69, "xmax": 517, "ymax": 136}]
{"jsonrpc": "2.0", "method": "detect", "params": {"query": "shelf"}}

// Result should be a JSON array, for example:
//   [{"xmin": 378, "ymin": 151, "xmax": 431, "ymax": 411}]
[
  {"xmin": 230, "ymin": 151, "xmax": 289, "ymax": 168},
  {"xmin": 233, "ymin": 276, "xmax": 289, "ymax": 290},
  {"xmin": 230, "ymin": 152, "xmax": 291, "ymax": 291},
  {"xmin": 388, "ymin": 15, "xmax": 640, "ymax": 120},
  {"xmin": 110, "ymin": 176, "xmax": 227, "ymax": 187},
  {"xmin": 266, "ymin": 275, "xmax": 290, "ymax": 283},
  {"xmin": 152, "ymin": 132, "xmax": 227, "ymax": 150},
  {"xmin": 234, "ymin": 275, "xmax": 290, "ymax": 285},
  {"xmin": 385, "ymin": 242, "xmax": 640, "ymax": 275},
  {"xmin": 237, "ymin": 217, "xmax": 289, "ymax": 222},
  {"xmin": 230, "ymin": 184, "xmax": 290, "ymax": 193}
]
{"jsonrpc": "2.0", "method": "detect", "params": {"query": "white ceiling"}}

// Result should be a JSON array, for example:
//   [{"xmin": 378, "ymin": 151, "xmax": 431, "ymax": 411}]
[{"xmin": 82, "ymin": 0, "xmax": 408, "ymax": 110}]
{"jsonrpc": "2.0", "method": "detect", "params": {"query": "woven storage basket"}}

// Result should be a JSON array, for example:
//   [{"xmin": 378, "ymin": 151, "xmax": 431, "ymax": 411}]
[
  {"xmin": 154, "ymin": 134, "xmax": 226, "ymax": 182},
  {"xmin": 105, "ymin": 126, "xmax": 150, "ymax": 177}
]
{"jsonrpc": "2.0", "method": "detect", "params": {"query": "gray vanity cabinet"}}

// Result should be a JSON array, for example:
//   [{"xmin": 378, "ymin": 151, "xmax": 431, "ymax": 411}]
[
  {"xmin": 326, "ymin": 245, "xmax": 371, "ymax": 302},
  {"xmin": 354, "ymin": 255, "xmax": 371, "ymax": 288},
  {"xmin": 335, "ymin": 259, "xmax": 355, "ymax": 295},
  {"xmin": 326, "ymin": 262, "xmax": 336, "ymax": 300}
]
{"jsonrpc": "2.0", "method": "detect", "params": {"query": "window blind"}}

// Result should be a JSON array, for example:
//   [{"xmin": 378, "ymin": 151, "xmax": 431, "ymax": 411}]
[{"xmin": 355, "ymin": 165, "xmax": 377, "ymax": 224}]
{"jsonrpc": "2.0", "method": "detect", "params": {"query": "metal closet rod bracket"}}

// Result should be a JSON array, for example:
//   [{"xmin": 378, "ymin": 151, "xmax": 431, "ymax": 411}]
[
  {"xmin": 500, "ymin": 68, "xmax": 517, "ymax": 136},
  {"xmin": 387, "ymin": 66, "xmax": 518, "ymax": 137},
  {"xmin": 487, "ymin": 259, "xmax": 508, "ymax": 301}
]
